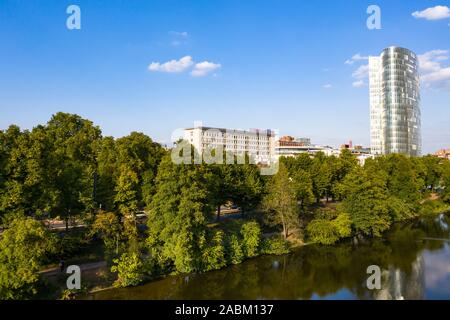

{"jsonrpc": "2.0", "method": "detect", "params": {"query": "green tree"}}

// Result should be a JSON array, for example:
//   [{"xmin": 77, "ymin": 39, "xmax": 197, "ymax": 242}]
[
  {"xmin": 330, "ymin": 149, "xmax": 358, "ymax": 201},
  {"xmin": 115, "ymin": 132, "xmax": 165, "ymax": 208},
  {"xmin": 210, "ymin": 152, "xmax": 264, "ymax": 220},
  {"xmin": 421, "ymin": 155, "xmax": 442, "ymax": 192},
  {"xmin": 240, "ymin": 221, "xmax": 261, "ymax": 258},
  {"xmin": 291, "ymin": 169, "xmax": 314, "ymax": 210},
  {"xmin": 111, "ymin": 252, "xmax": 145, "ymax": 287},
  {"xmin": 226, "ymin": 234, "xmax": 244, "ymax": 264},
  {"xmin": 96, "ymin": 137, "xmax": 117, "ymax": 211},
  {"xmin": 199, "ymin": 230, "xmax": 227, "ymax": 272},
  {"xmin": 306, "ymin": 213, "xmax": 351, "ymax": 245},
  {"xmin": 45, "ymin": 113, "xmax": 102, "ymax": 231},
  {"xmin": 90, "ymin": 211, "xmax": 123, "ymax": 255},
  {"xmin": 442, "ymin": 160, "xmax": 450, "ymax": 204},
  {"xmin": 146, "ymin": 155, "xmax": 215, "ymax": 273},
  {"xmin": 262, "ymin": 163, "xmax": 299, "ymax": 239},
  {"xmin": 0, "ymin": 126, "xmax": 52, "ymax": 221},
  {"xmin": 378, "ymin": 154, "xmax": 422, "ymax": 203},
  {"xmin": 310, "ymin": 152, "xmax": 333, "ymax": 202},
  {"xmin": 307, "ymin": 219, "xmax": 339, "ymax": 245},
  {"xmin": 0, "ymin": 217, "xmax": 56, "ymax": 299},
  {"xmin": 281, "ymin": 153, "xmax": 313, "ymax": 173},
  {"xmin": 337, "ymin": 165, "xmax": 392, "ymax": 237},
  {"xmin": 114, "ymin": 164, "xmax": 139, "ymax": 240}
]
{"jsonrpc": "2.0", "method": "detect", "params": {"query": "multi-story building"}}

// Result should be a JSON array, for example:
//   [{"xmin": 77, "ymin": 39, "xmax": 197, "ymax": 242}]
[
  {"xmin": 369, "ymin": 46, "xmax": 421, "ymax": 157},
  {"xmin": 434, "ymin": 148, "xmax": 450, "ymax": 160},
  {"xmin": 183, "ymin": 126, "xmax": 276, "ymax": 164},
  {"xmin": 275, "ymin": 136, "xmax": 330, "ymax": 159},
  {"xmin": 274, "ymin": 136, "xmax": 375, "ymax": 165}
]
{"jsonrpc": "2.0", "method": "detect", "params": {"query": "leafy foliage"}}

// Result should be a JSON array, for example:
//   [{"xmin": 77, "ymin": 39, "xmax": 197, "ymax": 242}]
[
  {"xmin": 262, "ymin": 163, "xmax": 299, "ymax": 239},
  {"xmin": 226, "ymin": 234, "xmax": 245, "ymax": 264},
  {"xmin": 260, "ymin": 236, "xmax": 290, "ymax": 255},
  {"xmin": 89, "ymin": 211, "xmax": 123, "ymax": 254},
  {"xmin": 2, "ymin": 113, "xmax": 450, "ymax": 297},
  {"xmin": 111, "ymin": 252, "xmax": 145, "ymax": 287},
  {"xmin": 307, "ymin": 219, "xmax": 340, "ymax": 245},
  {"xmin": 0, "ymin": 217, "xmax": 56, "ymax": 299},
  {"xmin": 240, "ymin": 221, "xmax": 262, "ymax": 258}
]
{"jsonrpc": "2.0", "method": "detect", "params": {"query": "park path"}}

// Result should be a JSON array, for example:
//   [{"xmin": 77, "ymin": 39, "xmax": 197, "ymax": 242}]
[{"xmin": 40, "ymin": 261, "xmax": 107, "ymax": 276}]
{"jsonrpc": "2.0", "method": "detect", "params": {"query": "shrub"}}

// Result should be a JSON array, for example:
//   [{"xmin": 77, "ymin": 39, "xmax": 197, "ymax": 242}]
[
  {"xmin": 111, "ymin": 252, "xmax": 145, "ymax": 287},
  {"xmin": 418, "ymin": 199, "xmax": 450, "ymax": 216},
  {"xmin": 226, "ymin": 234, "xmax": 244, "ymax": 264},
  {"xmin": 240, "ymin": 221, "xmax": 261, "ymax": 258},
  {"xmin": 443, "ymin": 190, "xmax": 450, "ymax": 205},
  {"xmin": 333, "ymin": 213, "xmax": 352, "ymax": 238},
  {"xmin": 261, "ymin": 236, "xmax": 290, "ymax": 255},
  {"xmin": 200, "ymin": 230, "xmax": 226, "ymax": 272},
  {"xmin": 307, "ymin": 219, "xmax": 339, "ymax": 245}
]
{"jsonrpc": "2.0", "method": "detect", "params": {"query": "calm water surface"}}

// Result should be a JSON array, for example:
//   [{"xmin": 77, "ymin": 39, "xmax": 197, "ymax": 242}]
[{"xmin": 86, "ymin": 214, "xmax": 450, "ymax": 300}]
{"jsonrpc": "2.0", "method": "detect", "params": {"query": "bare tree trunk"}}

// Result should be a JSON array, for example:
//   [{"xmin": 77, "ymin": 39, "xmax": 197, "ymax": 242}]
[
  {"xmin": 281, "ymin": 214, "xmax": 287, "ymax": 239},
  {"xmin": 217, "ymin": 205, "xmax": 221, "ymax": 222}
]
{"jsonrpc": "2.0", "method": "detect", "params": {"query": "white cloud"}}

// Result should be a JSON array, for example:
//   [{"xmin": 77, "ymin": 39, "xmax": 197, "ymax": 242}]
[
  {"xmin": 418, "ymin": 50, "xmax": 450, "ymax": 90},
  {"xmin": 347, "ymin": 53, "xmax": 369, "ymax": 88},
  {"xmin": 347, "ymin": 49, "xmax": 450, "ymax": 90},
  {"xmin": 352, "ymin": 80, "xmax": 366, "ymax": 88},
  {"xmin": 169, "ymin": 31, "xmax": 189, "ymax": 38},
  {"xmin": 418, "ymin": 50, "xmax": 448, "ymax": 73},
  {"xmin": 412, "ymin": 5, "xmax": 450, "ymax": 20},
  {"xmin": 190, "ymin": 61, "xmax": 221, "ymax": 77},
  {"xmin": 169, "ymin": 31, "xmax": 189, "ymax": 46},
  {"xmin": 345, "ymin": 53, "xmax": 369, "ymax": 65},
  {"xmin": 322, "ymin": 84, "xmax": 332, "ymax": 89},
  {"xmin": 148, "ymin": 56, "xmax": 194, "ymax": 73},
  {"xmin": 352, "ymin": 64, "xmax": 369, "ymax": 79}
]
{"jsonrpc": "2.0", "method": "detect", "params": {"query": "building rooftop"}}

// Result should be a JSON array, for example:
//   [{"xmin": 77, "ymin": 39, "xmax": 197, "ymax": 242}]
[{"xmin": 185, "ymin": 126, "xmax": 275, "ymax": 136}]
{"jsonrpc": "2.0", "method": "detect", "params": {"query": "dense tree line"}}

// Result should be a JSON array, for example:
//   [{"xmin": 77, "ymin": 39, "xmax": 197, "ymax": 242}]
[
  {"xmin": 0, "ymin": 113, "xmax": 165, "ymax": 224},
  {"xmin": 1, "ymin": 113, "xmax": 450, "ymax": 299},
  {"xmin": 272, "ymin": 151, "xmax": 450, "ymax": 244},
  {"xmin": 0, "ymin": 113, "xmax": 165, "ymax": 298}
]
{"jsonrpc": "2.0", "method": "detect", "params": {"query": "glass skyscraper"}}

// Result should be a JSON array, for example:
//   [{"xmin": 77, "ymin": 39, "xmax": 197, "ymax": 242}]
[{"xmin": 369, "ymin": 47, "xmax": 421, "ymax": 156}]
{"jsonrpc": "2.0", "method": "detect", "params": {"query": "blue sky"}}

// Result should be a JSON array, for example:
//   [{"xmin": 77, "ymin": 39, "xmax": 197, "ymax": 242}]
[{"xmin": 0, "ymin": 0, "xmax": 449, "ymax": 153}]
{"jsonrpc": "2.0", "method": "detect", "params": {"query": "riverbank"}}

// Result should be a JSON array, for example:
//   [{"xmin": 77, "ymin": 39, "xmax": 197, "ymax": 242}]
[
  {"xmin": 82, "ymin": 212, "xmax": 450, "ymax": 300},
  {"xmin": 42, "ymin": 201, "xmax": 445, "ymax": 300}
]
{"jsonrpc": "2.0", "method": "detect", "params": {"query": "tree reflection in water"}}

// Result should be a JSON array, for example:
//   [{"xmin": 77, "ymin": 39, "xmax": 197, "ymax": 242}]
[{"xmin": 87, "ymin": 214, "xmax": 450, "ymax": 300}]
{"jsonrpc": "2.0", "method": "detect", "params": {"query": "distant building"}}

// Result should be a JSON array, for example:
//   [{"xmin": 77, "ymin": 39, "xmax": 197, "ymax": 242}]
[
  {"xmin": 369, "ymin": 47, "xmax": 421, "ymax": 156},
  {"xmin": 275, "ymin": 137, "xmax": 374, "ymax": 165},
  {"xmin": 275, "ymin": 136, "xmax": 340, "ymax": 159},
  {"xmin": 275, "ymin": 139, "xmax": 327, "ymax": 159},
  {"xmin": 340, "ymin": 141, "xmax": 374, "ymax": 165},
  {"xmin": 183, "ymin": 126, "xmax": 276, "ymax": 164},
  {"xmin": 341, "ymin": 141, "xmax": 372, "ymax": 155},
  {"xmin": 434, "ymin": 148, "xmax": 450, "ymax": 160}
]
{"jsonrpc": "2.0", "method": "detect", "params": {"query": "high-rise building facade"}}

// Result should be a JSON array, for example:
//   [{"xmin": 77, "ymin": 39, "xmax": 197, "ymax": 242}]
[{"xmin": 369, "ymin": 47, "xmax": 421, "ymax": 156}]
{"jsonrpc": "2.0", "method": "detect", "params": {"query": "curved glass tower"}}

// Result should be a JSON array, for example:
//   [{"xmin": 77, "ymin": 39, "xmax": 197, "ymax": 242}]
[{"xmin": 369, "ymin": 47, "xmax": 421, "ymax": 156}]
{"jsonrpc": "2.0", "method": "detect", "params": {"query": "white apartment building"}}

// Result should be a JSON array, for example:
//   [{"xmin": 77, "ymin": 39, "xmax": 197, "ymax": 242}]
[{"xmin": 183, "ymin": 126, "xmax": 276, "ymax": 164}]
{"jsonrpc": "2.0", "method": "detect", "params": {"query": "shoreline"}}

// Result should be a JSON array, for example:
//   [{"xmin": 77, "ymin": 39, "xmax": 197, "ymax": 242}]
[{"xmin": 75, "ymin": 207, "xmax": 450, "ymax": 299}]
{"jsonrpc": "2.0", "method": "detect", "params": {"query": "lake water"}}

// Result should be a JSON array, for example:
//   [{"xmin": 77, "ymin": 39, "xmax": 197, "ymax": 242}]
[{"xmin": 86, "ymin": 214, "xmax": 450, "ymax": 300}]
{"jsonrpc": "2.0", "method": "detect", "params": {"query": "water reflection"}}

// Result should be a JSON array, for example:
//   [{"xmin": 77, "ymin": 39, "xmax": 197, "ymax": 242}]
[{"xmin": 87, "ymin": 214, "xmax": 450, "ymax": 300}]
